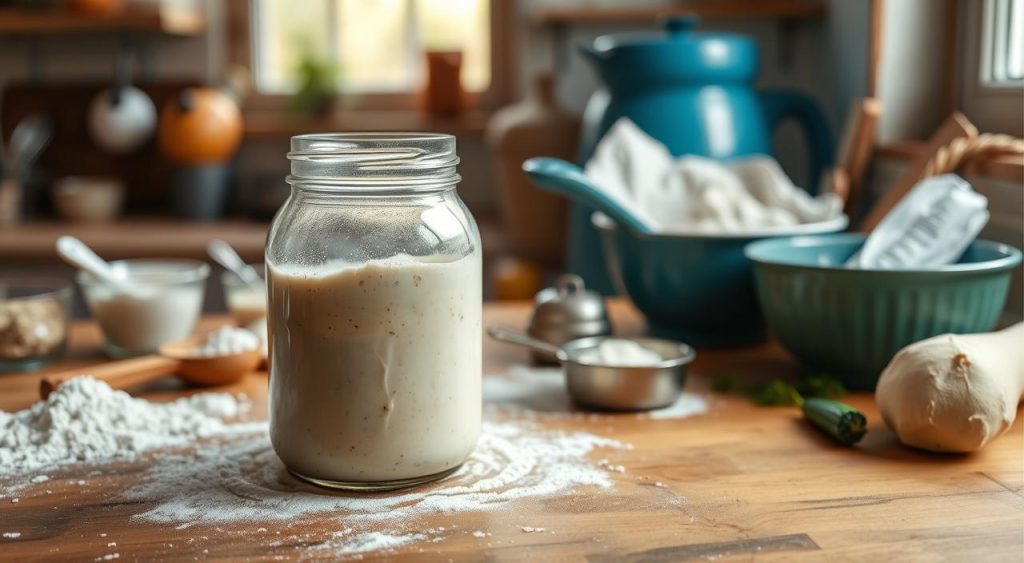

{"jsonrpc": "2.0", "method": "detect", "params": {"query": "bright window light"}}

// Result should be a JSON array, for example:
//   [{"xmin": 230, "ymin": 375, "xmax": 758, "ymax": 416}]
[{"xmin": 251, "ymin": 0, "xmax": 491, "ymax": 95}]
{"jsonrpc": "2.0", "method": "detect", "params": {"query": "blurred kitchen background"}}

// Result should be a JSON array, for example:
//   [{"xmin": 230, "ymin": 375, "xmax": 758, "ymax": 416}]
[{"xmin": 0, "ymin": 0, "xmax": 1021, "ymax": 314}]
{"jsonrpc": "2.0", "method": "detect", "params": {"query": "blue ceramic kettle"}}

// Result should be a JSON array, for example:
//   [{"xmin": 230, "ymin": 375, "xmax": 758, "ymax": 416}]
[{"xmin": 568, "ymin": 18, "xmax": 834, "ymax": 293}]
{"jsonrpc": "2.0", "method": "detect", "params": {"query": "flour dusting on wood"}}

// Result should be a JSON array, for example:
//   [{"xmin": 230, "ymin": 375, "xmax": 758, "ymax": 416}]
[{"xmin": 0, "ymin": 376, "xmax": 638, "ymax": 557}]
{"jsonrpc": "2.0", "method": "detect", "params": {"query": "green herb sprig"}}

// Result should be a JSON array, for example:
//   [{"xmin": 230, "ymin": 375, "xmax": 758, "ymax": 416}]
[{"xmin": 711, "ymin": 373, "xmax": 867, "ymax": 446}]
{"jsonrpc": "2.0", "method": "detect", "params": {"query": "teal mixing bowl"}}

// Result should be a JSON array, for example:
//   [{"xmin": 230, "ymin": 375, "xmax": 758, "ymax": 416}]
[
  {"xmin": 593, "ymin": 213, "xmax": 848, "ymax": 346},
  {"xmin": 746, "ymin": 233, "xmax": 1022, "ymax": 390}
]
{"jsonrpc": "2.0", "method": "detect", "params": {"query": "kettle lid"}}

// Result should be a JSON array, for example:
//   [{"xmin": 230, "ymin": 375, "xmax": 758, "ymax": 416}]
[
  {"xmin": 579, "ymin": 16, "xmax": 756, "ymax": 75},
  {"xmin": 530, "ymin": 274, "xmax": 609, "ymax": 327}
]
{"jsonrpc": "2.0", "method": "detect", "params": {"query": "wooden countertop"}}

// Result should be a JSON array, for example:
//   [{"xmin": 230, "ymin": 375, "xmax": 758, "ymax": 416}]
[{"xmin": 0, "ymin": 301, "xmax": 1021, "ymax": 561}]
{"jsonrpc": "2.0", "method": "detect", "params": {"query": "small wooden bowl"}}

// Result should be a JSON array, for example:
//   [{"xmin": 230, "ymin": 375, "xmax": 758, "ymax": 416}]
[{"xmin": 158, "ymin": 334, "xmax": 263, "ymax": 386}]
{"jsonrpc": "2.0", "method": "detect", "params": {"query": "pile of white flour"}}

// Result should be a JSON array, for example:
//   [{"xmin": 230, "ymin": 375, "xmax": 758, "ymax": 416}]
[{"xmin": 0, "ymin": 376, "xmax": 256, "ymax": 474}]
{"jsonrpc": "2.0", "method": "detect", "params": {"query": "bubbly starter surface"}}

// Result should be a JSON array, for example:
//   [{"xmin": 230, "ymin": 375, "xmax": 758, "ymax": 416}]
[{"xmin": 267, "ymin": 254, "xmax": 482, "ymax": 483}]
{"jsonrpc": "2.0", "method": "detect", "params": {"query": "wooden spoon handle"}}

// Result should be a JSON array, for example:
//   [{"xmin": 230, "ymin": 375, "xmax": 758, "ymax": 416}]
[{"xmin": 39, "ymin": 355, "xmax": 182, "ymax": 399}]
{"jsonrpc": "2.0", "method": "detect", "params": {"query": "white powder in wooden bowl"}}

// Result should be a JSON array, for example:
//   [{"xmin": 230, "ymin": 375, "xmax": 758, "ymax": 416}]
[{"xmin": 190, "ymin": 326, "xmax": 260, "ymax": 357}]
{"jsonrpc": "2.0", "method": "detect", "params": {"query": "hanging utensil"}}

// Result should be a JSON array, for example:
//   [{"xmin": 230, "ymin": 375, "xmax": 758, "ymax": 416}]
[
  {"xmin": 88, "ymin": 47, "xmax": 156, "ymax": 154},
  {"xmin": 5, "ymin": 115, "xmax": 53, "ymax": 181}
]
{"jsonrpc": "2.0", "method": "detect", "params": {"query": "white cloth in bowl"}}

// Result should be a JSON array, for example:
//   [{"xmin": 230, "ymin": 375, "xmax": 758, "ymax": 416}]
[{"xmin": 583, "ymin": 118, "xmax": 843, "ymax": 234}]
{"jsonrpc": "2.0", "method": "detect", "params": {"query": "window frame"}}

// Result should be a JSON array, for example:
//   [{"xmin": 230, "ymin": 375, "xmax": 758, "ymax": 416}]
[
  {"xmin": 227, "ymin": 0, "xmax": 518, "ymax": 115},
  {"xmin": 957, "ymin": 0, "xmax": 1023, "ymax": 135},
  {"xmin": 870, "ymin": 0, "xmax": 1022, "ymax": 181},
  {"xmin": 979, "ymin": 0, "xmax": 1024, "ymax": 88}
]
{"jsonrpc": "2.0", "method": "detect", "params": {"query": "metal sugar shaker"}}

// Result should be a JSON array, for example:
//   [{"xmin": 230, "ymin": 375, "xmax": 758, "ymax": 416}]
[{"xmin": 527, "ymin": 274, "xmax": 612, "ymax": 365}]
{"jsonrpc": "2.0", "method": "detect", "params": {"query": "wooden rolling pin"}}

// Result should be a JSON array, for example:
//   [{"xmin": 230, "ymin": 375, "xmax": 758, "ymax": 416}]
[{"xmin": 40, "ymin": 356, "xmax": 181, "ymax": 399}]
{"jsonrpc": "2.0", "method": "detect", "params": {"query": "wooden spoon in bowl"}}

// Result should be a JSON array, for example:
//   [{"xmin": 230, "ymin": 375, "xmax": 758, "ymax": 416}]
[{"xmin": 39, "ymin": 333, "xmax": 264, "ymax": 399}]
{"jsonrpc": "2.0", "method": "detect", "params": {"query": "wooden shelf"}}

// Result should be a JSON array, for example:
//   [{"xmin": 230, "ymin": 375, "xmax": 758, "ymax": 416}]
[
  {"xmin": 0, "ymin": 7, "xmax": 204, "ymax": 36},
  {"xmin": 243, "ymin": 109, "xmax": 491, "ymax": 139},
  {"xmin": 0, "ymin": 212, "xmax": 507, "ymax": 263},
  {"xmin": 532, "ymin": 0, "xmax": 826, "ymax": 25}
]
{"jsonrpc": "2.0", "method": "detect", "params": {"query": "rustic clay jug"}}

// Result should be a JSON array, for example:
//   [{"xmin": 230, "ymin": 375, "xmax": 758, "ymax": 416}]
[{"xmin": 487, "ymin": 73, "xmax": 579, "ymax": 266}]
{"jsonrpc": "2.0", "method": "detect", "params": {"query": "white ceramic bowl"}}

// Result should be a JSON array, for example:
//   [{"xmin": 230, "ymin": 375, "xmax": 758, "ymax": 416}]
[{"xmin": 77, "ymin": 259, "xmax": 209, "ymax": 358}]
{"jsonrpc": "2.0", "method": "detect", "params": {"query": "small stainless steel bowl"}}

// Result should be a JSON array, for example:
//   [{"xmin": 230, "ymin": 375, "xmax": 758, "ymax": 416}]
[
  {"xmin": 560, "ymin": 336, "xmax": 695, "ymax": 411},
  {"xmin": 488, "ymin": 326, "xmax": 696, "ymax": 411}
]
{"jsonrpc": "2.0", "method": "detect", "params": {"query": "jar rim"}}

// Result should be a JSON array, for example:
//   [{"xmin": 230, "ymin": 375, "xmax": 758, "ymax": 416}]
[
  {"xmin": 290, "ymin": 132, "xmax": 456, "ymax": 146},
  {"xmin": 287, "ymin": 132, "xmax": 460, "ymax": 193}
]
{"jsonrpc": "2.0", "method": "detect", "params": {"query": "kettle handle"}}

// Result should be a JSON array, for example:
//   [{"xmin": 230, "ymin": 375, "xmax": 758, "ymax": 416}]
[{"xmin": 758, "ymin": 90, "xmax": 834, "ymax": 195}]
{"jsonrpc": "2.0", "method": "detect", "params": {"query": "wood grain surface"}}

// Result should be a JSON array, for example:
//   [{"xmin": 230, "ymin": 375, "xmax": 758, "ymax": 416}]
[{"xmin": 0, "ymin": 301, "xmax": 1021, "ymax": 562}]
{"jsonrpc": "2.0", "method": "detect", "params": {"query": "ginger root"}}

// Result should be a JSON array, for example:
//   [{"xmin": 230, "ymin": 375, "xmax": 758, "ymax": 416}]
[{"xmin": 875, "ymin": 323, "xmax": 1024, "ymax": 453}]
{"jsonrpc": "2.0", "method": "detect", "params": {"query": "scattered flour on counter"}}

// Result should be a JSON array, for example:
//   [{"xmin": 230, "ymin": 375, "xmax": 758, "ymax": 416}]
[
  {"xmin": 520, "ymin": 526, "xmax": 546, "ymax": 533},
  {"xmin": 123, "ymin": 419, "xmax": 623, "ymax": 524},
  {"xmin": 0, "ymin": 376, "xmax": 257, "ymax": 475},
  {"xmin": 644, "ymin": 393, "xmax": 709, "ymax": 420},
  {"xmin": 597, "ymin": 459, "xmax": 626, "ymax": 473},
  {"xmin": 312, "ymin": 531, "xmax": 426, "ymax": 556},
  {"xmin": 115, "ymin": 418, "xmax": 624, "ymax": 556},
  {"xmin": 0, "ymin": 373, "xmax": 653, "ymax": 558},
  {"xmin": 3, "ymin": 532, "xmax": 21, "ymax": 539},
  {"xmin": 484, "ymin": 365, "xmax": 708, "ymax": 420}
]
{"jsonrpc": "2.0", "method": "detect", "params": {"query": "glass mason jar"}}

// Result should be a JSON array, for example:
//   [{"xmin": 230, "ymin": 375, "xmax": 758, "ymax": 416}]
[{"xmin": 266, "ymin": 133, "xmax": 482, "ymax": 491}]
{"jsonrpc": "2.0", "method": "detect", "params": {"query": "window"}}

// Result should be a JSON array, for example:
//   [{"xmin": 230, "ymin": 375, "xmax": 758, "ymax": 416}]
[
  {"xmin": 982, "ymin": 0, "xmax": 1024, "ymax": 86},
  {"xmin": 250, "ymin": 0, "xmax": 491, "ymax": 96}
]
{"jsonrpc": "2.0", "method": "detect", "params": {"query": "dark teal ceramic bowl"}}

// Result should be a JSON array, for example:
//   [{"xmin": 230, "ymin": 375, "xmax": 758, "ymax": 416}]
[
  {"xmin": 746, "ymin": 233, "xmax": 1022, "ymax": 390},
  {"xmin": 593, "ymin": 213, "xmax": 849, "ymax": 346}
]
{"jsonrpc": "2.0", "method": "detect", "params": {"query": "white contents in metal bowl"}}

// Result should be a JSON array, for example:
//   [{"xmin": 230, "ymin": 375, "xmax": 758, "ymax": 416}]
[
  {"xmin": 191, "ymin": 326, "xmax": 260, "ymax": 357},
  {"xmin": 576, "ymin": 339, "xmax": 663, "ymax": 367}
]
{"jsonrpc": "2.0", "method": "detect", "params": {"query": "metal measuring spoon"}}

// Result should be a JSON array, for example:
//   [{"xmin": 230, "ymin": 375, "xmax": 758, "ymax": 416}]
[{"xmin": 487, "ymin": 326, "xmax": 695, "ymax": 411}]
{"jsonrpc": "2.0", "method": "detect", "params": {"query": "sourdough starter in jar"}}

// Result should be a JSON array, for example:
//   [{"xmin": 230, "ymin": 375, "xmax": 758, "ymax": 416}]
[
  {"xmin": 267, "ymin": 132, "xmax": 481, "ymax": 490},
  {"xmin": 268, "ymin": 253, "xmax": 481, "ymax": 485}
]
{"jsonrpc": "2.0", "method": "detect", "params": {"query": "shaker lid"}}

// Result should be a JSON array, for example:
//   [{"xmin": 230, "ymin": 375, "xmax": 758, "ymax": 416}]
[{"xmin": 531, "ymin": 274, "xmax": 607, "ymax": 326}]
